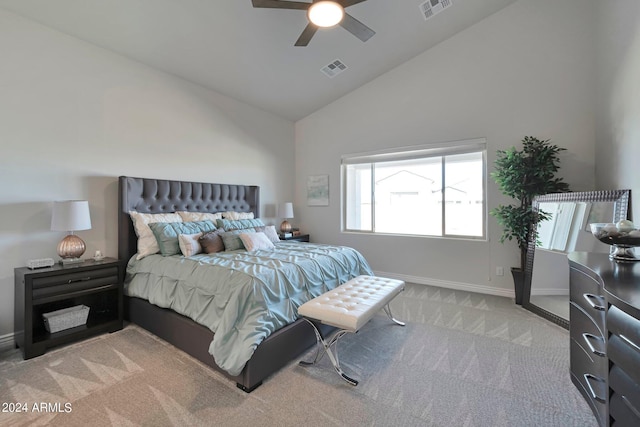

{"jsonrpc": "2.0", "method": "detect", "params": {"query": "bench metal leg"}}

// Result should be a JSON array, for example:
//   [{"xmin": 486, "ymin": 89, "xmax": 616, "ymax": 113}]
[
  {"xmin": 299, "ymin": 319, "xmax": 359, "ymax": 386},
  {"xmin": 383, "ymin": 303, "xmax": 406, "ymax": 326},
  {"xmin": 299, "ymin": 301, "xmax": 405, "ymax": 387}
]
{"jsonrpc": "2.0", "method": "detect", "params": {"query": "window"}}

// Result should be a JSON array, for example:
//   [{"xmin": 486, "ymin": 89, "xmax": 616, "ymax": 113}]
[{"xmin": 342, "ymin": 139, "xmax": 486, "ymax": 239}]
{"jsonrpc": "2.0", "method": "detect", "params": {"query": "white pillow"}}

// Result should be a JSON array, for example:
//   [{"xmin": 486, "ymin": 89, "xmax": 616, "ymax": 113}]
[
  {"xmin": 177, "ymin": 211, "xmax": 223, "ymax": 222},
  {"xmin": 239, "ymin": 232, "xmax": 275, "ymax": 251},
  {"xmin": 223, "ymin": 211, "xmax": 254, "ymax": 220},
  {"xmin": 129, "ymin": 211, "xmax": 182, "ymax": 260},
  {"xmin": 178, "ymin": 232, "xmax": 203, "ymax": 257},
  {"xmin": 254, "ymin": 225, "xmax": 280, "ymax": 243}
]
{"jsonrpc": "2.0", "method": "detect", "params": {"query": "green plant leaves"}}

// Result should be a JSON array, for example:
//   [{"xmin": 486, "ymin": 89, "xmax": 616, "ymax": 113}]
[{"xmin": 491, "ymin": 136, "xmax": 570, "ymax": 270}]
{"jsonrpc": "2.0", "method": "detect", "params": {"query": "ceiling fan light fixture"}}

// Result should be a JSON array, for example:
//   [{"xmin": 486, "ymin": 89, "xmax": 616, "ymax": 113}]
[{"xmin": 308, "ymin": 1, "xmax": 344, "ymax": 28}]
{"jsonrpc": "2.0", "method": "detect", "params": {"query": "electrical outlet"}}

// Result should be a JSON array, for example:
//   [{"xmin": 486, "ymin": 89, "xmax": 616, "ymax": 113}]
[{"xmin": 496, "ymin": 266, "xmax": 504, "ymax": 276}]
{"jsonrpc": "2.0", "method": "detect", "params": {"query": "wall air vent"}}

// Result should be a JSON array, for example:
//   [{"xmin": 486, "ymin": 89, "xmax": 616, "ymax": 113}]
[
  {"xmin": 419, "ymin": 0, "xmax": 452, "ymax": 21},
  {"xmin": 321, "ymin": 59, "xmax": 348, "ymax": 78}
]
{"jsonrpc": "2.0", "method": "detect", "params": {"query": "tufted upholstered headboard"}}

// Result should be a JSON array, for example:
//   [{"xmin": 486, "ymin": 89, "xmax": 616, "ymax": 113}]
[{"xmin": 118, "ymin": 176, "xmax": 260, "ymax": 262}]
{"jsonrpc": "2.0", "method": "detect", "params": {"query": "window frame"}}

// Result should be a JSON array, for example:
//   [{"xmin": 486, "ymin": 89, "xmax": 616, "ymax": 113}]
[{"xmin": 341, "ymin": 138, "xmax": 487, "ymax": 240}]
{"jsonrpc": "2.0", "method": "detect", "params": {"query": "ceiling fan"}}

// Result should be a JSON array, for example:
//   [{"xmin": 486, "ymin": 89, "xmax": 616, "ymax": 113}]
[{"xmin": 251, "ymin": 0, "xmax": 375, "ymax": 47}]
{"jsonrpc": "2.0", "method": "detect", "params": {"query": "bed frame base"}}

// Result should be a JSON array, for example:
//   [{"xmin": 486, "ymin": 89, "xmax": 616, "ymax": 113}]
[
  {"xmin": 237, "ymin": 381, "xmax": 262, "ymax": 393},
  {"xmin": 125, "ymin": 295, "xmax": 333, "ymax": 392}
]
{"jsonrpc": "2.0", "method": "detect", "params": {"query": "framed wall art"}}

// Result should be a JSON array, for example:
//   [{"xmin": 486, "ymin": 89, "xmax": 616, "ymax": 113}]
[{"xmin": 307, "ymin": 175, "xmax": 329, "ymax": 206}]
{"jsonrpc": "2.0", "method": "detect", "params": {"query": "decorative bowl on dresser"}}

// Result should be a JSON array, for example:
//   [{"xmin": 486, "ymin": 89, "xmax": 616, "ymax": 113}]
[
  {"xmin": 590, "ymin": 221, "xmax": 640, "ymax": 262},
  {"xmin": 14, "ymin": 257, "xmax": 123, "ymax": 359}
]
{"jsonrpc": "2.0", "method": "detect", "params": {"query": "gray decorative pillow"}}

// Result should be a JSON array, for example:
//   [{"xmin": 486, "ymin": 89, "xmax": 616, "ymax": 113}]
[
  {"xmin": 149, "ymin": 220, "xmax": 217, "ymax": 256},
  {"xmin": 221, "ymin": 229, "xmax": 256, "ymax": 251},
  {"xmin": 199, "ymin": 229, "xmax": 226, "ymax": 254}
]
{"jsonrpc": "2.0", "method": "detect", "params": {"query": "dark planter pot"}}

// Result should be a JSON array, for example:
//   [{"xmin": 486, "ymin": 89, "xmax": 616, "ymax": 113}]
[{"xmin": 511, "ymin": 268, "xmax": 525, "ymax": 305}]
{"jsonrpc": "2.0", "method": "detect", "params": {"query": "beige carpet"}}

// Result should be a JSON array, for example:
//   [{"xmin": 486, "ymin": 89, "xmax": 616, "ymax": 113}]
[{"xmin": 0, "ymin": 283, "xmax": 596, "ymax": 426}]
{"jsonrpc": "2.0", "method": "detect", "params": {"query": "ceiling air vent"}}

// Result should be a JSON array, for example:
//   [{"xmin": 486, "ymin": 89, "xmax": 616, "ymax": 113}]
[
  {"xmin": 321, "ymin": 59, "xmax": 348, "ymax": 78},
  {"xmin": 419, "ymin": 0, "xmax": 452, "ymax": 21}
]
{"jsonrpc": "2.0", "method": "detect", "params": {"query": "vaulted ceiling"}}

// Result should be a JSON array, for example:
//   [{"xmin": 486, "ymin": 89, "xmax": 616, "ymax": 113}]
[{"xmin": 0, "ymin": 0, "xmax": 517, "ymax": 120}]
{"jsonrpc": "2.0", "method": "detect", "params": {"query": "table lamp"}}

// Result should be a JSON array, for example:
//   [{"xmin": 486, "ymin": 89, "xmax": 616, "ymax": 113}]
[
  {"xmin": 278, "ymin": 202, "xmax": 294, "ymax": 233},
  {"xmin": 51, "ymin": 200, "xmax": 92, "ymax": 264}
]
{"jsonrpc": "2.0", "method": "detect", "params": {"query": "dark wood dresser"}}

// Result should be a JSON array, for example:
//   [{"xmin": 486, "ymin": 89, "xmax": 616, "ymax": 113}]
[{"xmin": 569, "ymin": 252, "xmax": 640, "ymax": 427}]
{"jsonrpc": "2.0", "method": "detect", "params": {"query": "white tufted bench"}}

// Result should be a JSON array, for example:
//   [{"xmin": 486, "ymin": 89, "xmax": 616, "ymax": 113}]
[{"xmin": 297, "ymin": 275, "xmax": 405, "ymax": 386}]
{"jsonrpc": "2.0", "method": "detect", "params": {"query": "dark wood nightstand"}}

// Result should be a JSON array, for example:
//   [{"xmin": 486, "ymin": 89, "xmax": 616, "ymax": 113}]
[
  {"xmin": 14, "ymin": 257, "xmax": 124, "ymax": 359},
  {"xmin": 279, "ymin": 234, "xmax": 310, "ymax": 242}
]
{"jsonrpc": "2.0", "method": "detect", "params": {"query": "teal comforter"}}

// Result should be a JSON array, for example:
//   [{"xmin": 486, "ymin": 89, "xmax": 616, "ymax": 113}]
[{"xmin": 124, "ymin": 242, "xmax": 373, "ymax": 376}]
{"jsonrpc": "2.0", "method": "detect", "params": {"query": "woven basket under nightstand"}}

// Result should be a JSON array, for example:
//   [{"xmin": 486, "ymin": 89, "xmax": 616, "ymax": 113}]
[{"xmin": 43, "ymin": 305, "xmax": 90, "ymax": 333}]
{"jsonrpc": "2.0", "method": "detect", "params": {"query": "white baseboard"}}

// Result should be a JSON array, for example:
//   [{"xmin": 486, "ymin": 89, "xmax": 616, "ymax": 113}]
[
  {"xmin": 0, "ymin": 332, "xmax": 15, "ymax": 352},
  {"xmin": 373, "ymin": 270, "xmax": 515, "ymax": 299},
  {"xmin": 530, "ymin": 288, "xmax": 569, "ymax": 296}
]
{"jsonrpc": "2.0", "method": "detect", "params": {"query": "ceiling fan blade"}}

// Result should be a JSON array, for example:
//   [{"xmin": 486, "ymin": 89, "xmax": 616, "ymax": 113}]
[
  {"xmin": 340, "ymin": 13, "xmax": 375, "ymax": 42},
  {"xmin": 339, "ymin": 0, "xmax": 368, "ymax": 7},
  {"xmin": 252, "ymin": 0, "xmax": 310, "ymax": 10},
  {"xmin": 295, "ymin": 23, "xmax": 318, "ymax": 46}
]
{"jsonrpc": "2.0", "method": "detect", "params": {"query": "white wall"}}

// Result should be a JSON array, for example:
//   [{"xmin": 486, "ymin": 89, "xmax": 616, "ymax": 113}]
[
  {"xmin": 0, "ymin": 10, "xmax": 295, "ymax": 338},
  {"xmin": 295, "ymin": 0, "xmax": 597, "ymax": 296},
  {"xmin": 595, "ymin": 0, "xmax": 640, "ymax": 219},
  {"xmin": 5, "ymin": 0, "xmax": 629, "ymax": 340}
]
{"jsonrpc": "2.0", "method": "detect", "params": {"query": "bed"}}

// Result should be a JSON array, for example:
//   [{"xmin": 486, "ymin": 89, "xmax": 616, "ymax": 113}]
[{"xmin": 118, "ymin": 176, "xmax": 372, "ymax": 392}]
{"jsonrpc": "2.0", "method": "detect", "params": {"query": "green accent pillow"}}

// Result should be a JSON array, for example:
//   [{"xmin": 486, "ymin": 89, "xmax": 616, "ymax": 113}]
[
  {"xmin": 149, "ymin": 220, "xmax": 217, "ymax": 256},
  {"xmin": 221, "ymin": 229, "xmax": 256, "ymax": 251},
  {"xmin": 216, "ymin": 218, "xmax": 265, "ymax": 231}
]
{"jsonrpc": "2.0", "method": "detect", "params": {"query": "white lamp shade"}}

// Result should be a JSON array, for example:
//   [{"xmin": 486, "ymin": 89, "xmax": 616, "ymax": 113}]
[
  {"xmin": 51, "ymin": 200, "xmax": 92, "ymax": 231},
  {"xmin": 278, "ymin": 202, "xmax": 294, "ymax": 219}
]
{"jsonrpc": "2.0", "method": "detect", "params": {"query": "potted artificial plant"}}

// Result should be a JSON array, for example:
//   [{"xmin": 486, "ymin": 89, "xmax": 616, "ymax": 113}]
[{"xmin": 490, "ymin": 136, "xmax": 570, "ymax": 304}]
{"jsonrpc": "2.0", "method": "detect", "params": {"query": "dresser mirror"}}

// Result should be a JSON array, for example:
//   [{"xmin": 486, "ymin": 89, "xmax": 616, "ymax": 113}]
[{"xmin": 522, "ymin": 190, "xmax": 631, "ymax": 328}]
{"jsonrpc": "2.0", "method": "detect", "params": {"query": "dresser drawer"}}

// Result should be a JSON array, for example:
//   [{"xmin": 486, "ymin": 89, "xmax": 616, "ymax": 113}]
[
  {"xmin": 610, "ymin": 393, "xmax": 640, "ymax": 427},
  {"xmin": 570, "ymin": 303, "xmax": 607, "ymax": 363},
  {"xmin": 608, "ymin": 305, "xmax": 640, "ymax": 386},
  {"xmin": 570, "ymin": 338, "xmax": 607, "ymax": 424},
  {"xmin": 31, "ymin": 267, "xmax": 119, "ymax": 302},
  {"xmin": 570, "ymin": 331, "xmax": 608, "ymax": 388},
  {"xmin": 610, "ymin": 364, "xmax": 640, "ymax": 423},
  {"xmin": 608, "ymin": 306, "xmax": 640, "ymax": 357},
  {"xmin": 570, "ymin": 265, "xmax": 603, "ymax": 297},
  {"xmin": 570, "ymin": 267, "xmax": 606, "ymax": 331},
  {"xmin": 32, "ymin": 266, "xmax": 119, "ymax": 289},
  {"xmin": 608, "ymin": 334, "xmax": 640, "ymax": 385}
]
